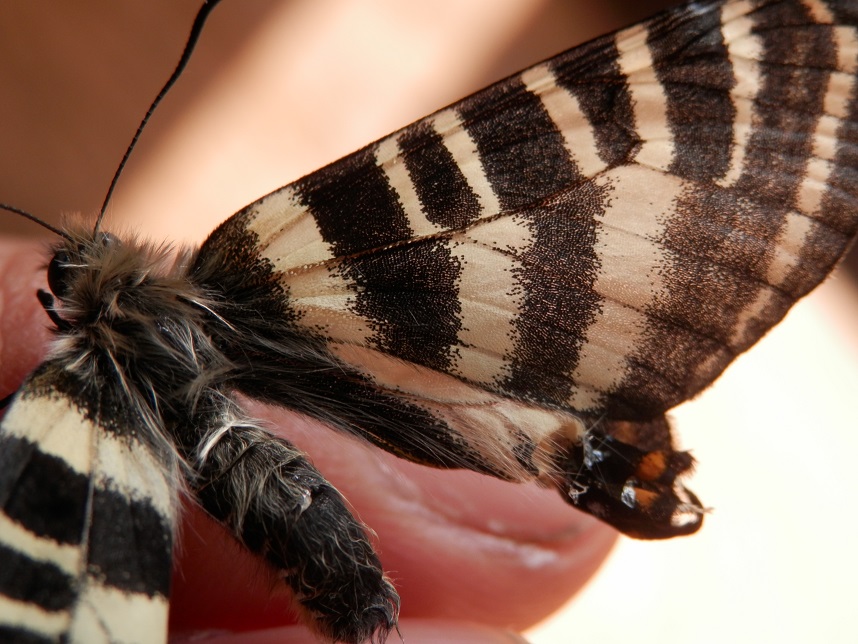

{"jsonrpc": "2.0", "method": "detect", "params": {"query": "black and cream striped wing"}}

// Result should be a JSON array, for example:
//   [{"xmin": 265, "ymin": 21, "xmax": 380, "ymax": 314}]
[
  {"xmin": 0, "ymin": 362, "xmax": 175, "ymax": 643},
  {"xmin": 192, "ymin": 0, "xmax": 858, "ymax": 537}
]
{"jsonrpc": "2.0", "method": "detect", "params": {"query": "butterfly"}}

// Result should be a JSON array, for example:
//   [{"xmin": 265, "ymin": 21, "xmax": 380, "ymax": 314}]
[{"xmin": 2, "ymin": 0, "xmax": 858, "ymax": 642}]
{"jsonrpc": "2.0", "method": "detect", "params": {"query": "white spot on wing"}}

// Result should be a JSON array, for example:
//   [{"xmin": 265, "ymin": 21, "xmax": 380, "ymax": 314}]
[
  {"xmin": 720, "ymin": 0, "xmax": 755, "ymax": 23},
  {"xmin": 729, "ymin": 287, "xmax": 777, "ymax": 348},
  {"xmin": 800, "ymin": 0, "xmax": 835, "ymax": 24},
  {"xmin": 766, "ymin": 211, "xmax": 816, "ymax": 286},
  {"xmin": 834, "ymin": 26, "xmax": 858, "ymax": 74},
  {"xmin": 718, "ymin": 6, "xmax": 762, "ymax": 187},
  {"xmin": 797, "ymin": 158, "xmax": 833, "ymax": 215}
]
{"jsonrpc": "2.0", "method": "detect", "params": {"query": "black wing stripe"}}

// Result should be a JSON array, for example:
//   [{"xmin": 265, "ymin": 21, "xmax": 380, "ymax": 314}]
[
  {"xmin": 0, "ymin": 544, "xmax": 76, "ymax": 612},
  {"xmin": 397, "ymin": 122, "xmax": 483, "ymax": 229},
  {"xmin": 0, "ymin": 434, "xmax": 89, "ymax": 545},
  {"xmin": 499, "ymin": 193, "xmax": 603, "ymax": 403},
  {"xmin": 651, "ymin": 4, "xmax": 737, "ymax": 181},
  {"xmin": 87, "ymin": 486, "xmax": 172, "ymax": 596},
  {"xmin": 429, "ymin": 109, "xmax": 503, "ymax": 216},
  {"xmin": 375, "ymin": 134, "xmax": 445, "ymax": 236},
  {"xmin": 457, "ymin": 76, "xmax": 584, "ymax": 210},
  {"xmin": 336, "ymin": 239, "xmax": 464, "ymax": 370},
  {"xmin": 0, "ymin": 385, "xmax": 173, "ymax": 642},
  {"xmin": 550, "ymin": 36, "xmax": 637, "ymax": 168},
  {"xmin": 298, "ymin": 146, "xmax": 412, "ymax": 256},
  {"xmin": 521, "ymin": 64, "xmax": 609, "ymax": 176}
]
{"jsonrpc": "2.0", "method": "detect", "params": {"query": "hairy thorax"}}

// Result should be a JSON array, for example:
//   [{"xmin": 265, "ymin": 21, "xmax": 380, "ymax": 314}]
[{"xmin": 45, "ymin": 230, "xmax": 231, "ymax": 444}]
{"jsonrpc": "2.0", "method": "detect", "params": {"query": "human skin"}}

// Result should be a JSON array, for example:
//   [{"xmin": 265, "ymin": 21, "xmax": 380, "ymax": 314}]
[{"xmin": 0, "ymin": 2, "xmax": 678, "ymax": 641}]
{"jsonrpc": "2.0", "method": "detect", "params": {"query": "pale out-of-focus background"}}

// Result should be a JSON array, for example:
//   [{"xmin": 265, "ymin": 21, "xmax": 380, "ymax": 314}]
[
  {"xmin": 1, "ymin": 2, "xmax": 856, "ymax": 642},
  {"xmin": 527, "ymin": 268, "xmax": 858, "ymax": 644}
]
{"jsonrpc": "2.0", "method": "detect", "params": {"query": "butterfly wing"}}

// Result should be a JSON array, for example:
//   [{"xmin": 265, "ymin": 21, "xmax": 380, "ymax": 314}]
[
  {"xmin": 190, "ymin": 0, "xmax": 858, "ymax": 537},
  {"xmin": 0, "ymin": 361, "xmax": 176, "ymax": 643}
]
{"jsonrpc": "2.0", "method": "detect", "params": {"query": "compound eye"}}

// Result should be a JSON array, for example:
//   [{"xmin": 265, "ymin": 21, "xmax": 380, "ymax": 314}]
[{"xmin": 47, "ymin": 249, "xmax": 71, "ymax": 299}]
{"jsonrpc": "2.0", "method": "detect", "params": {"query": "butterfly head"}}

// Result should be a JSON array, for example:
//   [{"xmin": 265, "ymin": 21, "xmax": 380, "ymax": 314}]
[
  {"xmin": 47, "ymin": 231, "xmax": 120, "ymax": 301},
  {"xmin": 39, "ymin": 228, "xmax": 196, "ymax": 336}
]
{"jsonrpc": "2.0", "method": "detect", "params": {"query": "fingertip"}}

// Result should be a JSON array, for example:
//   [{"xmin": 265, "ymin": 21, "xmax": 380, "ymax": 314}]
[
  {"xmin": 170, "ymin": 619, "xmax": 530, "ymax": 644},
  {"xmin": 0, "ymin": 238, "xmax": 53, "ymax": 396}
]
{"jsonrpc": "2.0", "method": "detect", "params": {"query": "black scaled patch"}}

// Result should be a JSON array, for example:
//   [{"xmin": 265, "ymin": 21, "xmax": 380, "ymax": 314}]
[
  {"xmin": 298, "ymin": 146, "xmax": 412, "ymax": 256},
  {"xmin": 0, "ymin": 434, "xmax": 88, "ymax": 546},
  {"xmin": 337, "ymin": 237, "xmax": 462, "ymax": 370},
  {"xmin": 0, "ymin": 543, "xmax": 76, "ymax": 612},
  {"xmin": 647, "ymin": 2, "xmax": 735, "ymax": 182},
  {"xmin": 398, "ymin": 122, "xmax": 483, "ymax": 229},
  {"xmin": 87, "ymin": 485, "xmax": 172, "ymax": 597},
  {"xmin": 458, "ymin": 76, "xmax": 582, "ymax": 211}
]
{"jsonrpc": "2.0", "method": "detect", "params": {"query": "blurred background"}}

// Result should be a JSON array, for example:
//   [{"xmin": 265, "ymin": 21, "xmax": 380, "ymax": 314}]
[{"xmin": 1, "ymin": 2, "xmax": 856, "ymax": 642}]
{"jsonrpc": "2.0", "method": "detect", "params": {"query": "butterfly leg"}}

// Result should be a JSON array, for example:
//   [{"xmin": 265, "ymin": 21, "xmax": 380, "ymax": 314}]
[
  {"xmin": 36, "ymin": 290, "xmax": 71, "ymax": 332},
  {"xmin": 189, "ymin": 409, "xmax": 399, "ymax": 644}
]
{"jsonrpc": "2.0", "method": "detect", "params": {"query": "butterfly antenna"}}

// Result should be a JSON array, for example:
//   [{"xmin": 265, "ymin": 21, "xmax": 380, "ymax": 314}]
[
  {"xmin": 94, "ymin": 0, "xmax": 224, "ymax": 234},
  {"xmin": 0, "ymin": 203, "xmax": 73, "ymax": 241}
]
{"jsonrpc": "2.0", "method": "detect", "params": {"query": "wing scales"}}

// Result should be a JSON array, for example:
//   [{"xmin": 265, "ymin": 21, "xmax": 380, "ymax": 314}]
[
  {"xmin": 198, "ymin": 0, "xmax": 858, "ymax": 417},
  {"xmin": 193, "ymin": 0, "xmax": 858, "ymax": 538},
  {"xmin": 0, "ymin": 364, "xmax": 174, "ymax": 643}
]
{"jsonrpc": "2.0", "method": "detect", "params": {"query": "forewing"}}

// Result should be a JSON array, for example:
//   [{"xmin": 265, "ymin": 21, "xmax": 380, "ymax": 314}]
[
  {"xmin": 191, "ymin": 0, "xmax": 858, "ymax": 536},
  {"xmin": 199, "ymin": 0, "xmax": 858, "ymax": 419},
  {"xmin": 0, "ymin": 361, "xmax": 175, "ymax": 643}
]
